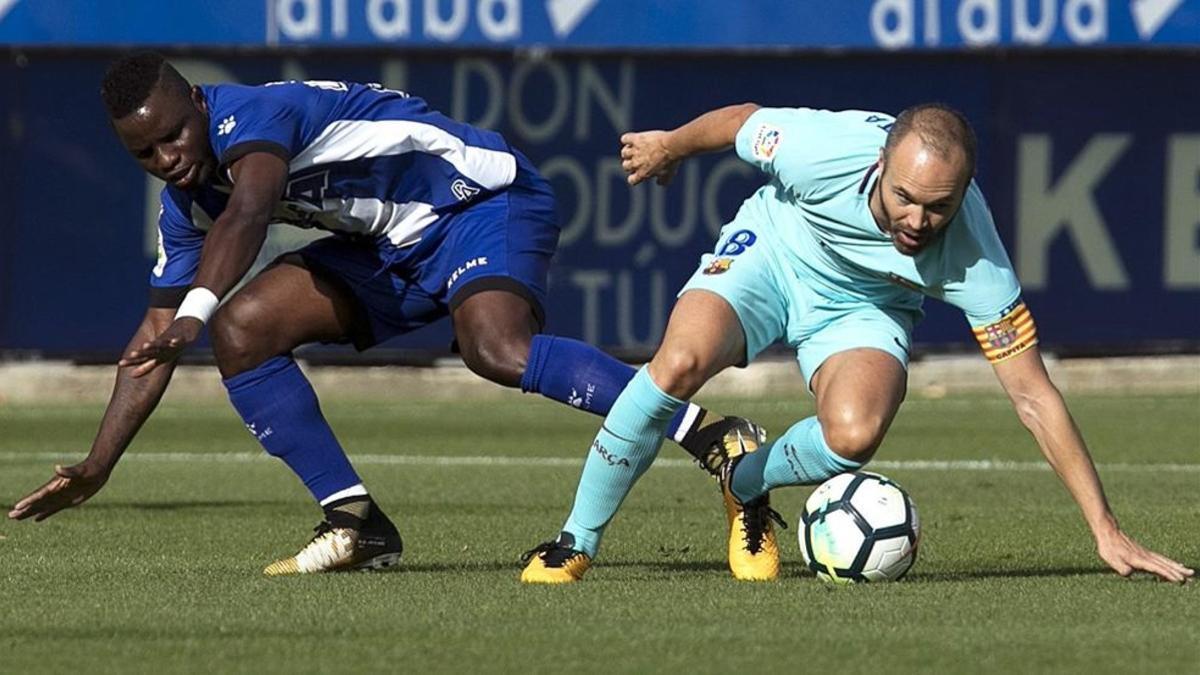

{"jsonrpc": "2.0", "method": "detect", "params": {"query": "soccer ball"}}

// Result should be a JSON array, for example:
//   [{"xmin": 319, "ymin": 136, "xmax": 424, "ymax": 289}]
[{"xmin": 800, "ymin": 472, "xmax": 920, "ymax": 584}]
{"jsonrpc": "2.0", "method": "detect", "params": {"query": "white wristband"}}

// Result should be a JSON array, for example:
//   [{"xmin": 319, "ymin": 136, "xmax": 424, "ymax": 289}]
[{"xmin": 174, "ymin": 287, "xmax": 220, "ymax": 324}]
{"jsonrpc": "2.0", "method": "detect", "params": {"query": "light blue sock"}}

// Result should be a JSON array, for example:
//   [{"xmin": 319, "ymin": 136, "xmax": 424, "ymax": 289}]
[
  {"xmin": 730, "ymin": 416, "xmax": 862, "ymax": 503},
  {"xmin": 561, "ymin": 367, "xmax": 684, "ymax": 558},
  {"xmin": 520, "ymin": 335, "xmax": 695, "ymax": 439}
]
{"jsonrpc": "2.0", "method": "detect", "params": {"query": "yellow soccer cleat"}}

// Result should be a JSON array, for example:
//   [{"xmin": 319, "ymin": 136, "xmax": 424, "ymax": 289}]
[
  {"xmin": 263, "ymin": 516, "xmax": 403, "ymax": 576},
  {"xmin": 705, "ymin": 417, "xmax": 787, "ymax": 581},
  {"xmin": 520, "ymin": 533, "xmax": 592, "ymax": 584},
  {"xmin": 720, "ymin": 479, "xmax": 787, "ymax": 581}
]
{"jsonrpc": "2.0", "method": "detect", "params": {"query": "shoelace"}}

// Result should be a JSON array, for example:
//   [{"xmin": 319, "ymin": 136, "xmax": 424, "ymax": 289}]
[
  {"xmin": 310, "ymin": 521, "xmax": 335, "ymax": 540},
  {"xmin": 741, "ymin": 501, "xmax": 789, "ymax": 554},
  {"xmin": 295, "ymin": 521, "xmax": 354, "ymax": 571},
  {"xmin": 520, "ymin": 540, "xmax": 580, "ymax": 567}
]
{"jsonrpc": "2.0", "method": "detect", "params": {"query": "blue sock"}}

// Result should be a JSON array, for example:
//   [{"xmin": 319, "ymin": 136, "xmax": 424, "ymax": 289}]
[
  {"xmin": 521, "ymin": 335, "xmax": 695, "ymax": 440},
  {"xmin": 730, "ymin": 416, "xmax": 862, "ymax": 503},
  {"xmin": 561, "ymin": 367, "xmax": 683, "ymax": 557},
  {"xmin": 223, "ymin": 356, "xmax": 365, "ymax": 505}
]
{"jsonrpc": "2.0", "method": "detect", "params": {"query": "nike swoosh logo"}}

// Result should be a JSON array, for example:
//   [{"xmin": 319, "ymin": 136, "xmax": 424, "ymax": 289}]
[{"xmin": 735, "ymin": 429, "xmax": 750, "ymax": 456}]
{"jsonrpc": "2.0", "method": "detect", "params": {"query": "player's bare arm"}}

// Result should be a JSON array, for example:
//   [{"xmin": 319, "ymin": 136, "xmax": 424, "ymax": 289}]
[
  {"xmin": 621, "ymin": 102, "xmax": 759, "ymax": 186},
  {"xmin": 121, "ymin": 152, "xmax": 289, "ymax": 377},
  {"xmin": 8, "ymin": 307, "xmax": 178, "ymax": 521},
  {"xmin": 991, "ymin": 347, "xmax": 1194, "ymax": 583}
]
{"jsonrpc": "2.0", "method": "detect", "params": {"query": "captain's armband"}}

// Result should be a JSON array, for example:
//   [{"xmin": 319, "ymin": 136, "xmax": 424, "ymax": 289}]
[{"xmin": 973, "ymin": 300, "xmax": 1038, "ymax": 364}]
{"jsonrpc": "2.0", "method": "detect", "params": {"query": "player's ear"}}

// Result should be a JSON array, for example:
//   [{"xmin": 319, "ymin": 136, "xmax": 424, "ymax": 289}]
[{"xmin": 191, "ymin": 85, "xmax": 207, "ymax": 115}]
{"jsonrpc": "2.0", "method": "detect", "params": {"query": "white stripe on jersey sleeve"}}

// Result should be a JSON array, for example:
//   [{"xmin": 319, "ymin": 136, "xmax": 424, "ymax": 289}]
[{"xmin": 290, "ymin": 119, "xmax": 517, "ymax": 191}]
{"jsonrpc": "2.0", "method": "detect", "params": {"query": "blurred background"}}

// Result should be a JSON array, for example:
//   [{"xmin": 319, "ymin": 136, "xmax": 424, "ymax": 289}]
[{"xmin": 1, "ymin": 1, "xmax": 1197, "ymax": 364}]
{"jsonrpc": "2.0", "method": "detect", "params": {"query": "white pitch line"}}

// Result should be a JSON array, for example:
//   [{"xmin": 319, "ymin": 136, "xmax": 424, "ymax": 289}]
[{"xmin": 1, "ymin": 452, "xmax": 1198, "ymax": 473}]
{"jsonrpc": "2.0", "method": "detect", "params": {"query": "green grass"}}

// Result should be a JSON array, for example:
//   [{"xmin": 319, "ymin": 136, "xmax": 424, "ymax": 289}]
[{"xmin": 1, "ymin": 392, "xmax": 1198, "ymax": 674}]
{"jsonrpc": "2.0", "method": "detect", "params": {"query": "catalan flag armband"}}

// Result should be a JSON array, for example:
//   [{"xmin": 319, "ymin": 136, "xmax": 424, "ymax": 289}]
[{"xmin": 973, "ymin": 300, "xmax": 1039, "ymax": 364}]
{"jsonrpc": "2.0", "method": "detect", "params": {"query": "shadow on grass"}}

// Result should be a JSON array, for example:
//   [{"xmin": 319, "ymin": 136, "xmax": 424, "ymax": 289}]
[
  {"xmin": 395, "ymin": 560, "xmax": 812, "ymax": 575},
  {"xmin": 392, "ymin": 561, "xmax": 1141, "ymax": 583},
  {"xmin": 398, "ymin": 561, "xmax": 517, "ymax": 573},
  {"xmin": 604, "ymin": 559, "xmax": 740, "ymax": 573},
  {"xmin": 906, "ymin": 566, "xmax": 1110, "ymax": 582},
  {"xmin": 392, "ymin": 560, "xmax": 734, "ymax": 574},
  {"xmin": 83, "ymin": 500, "xmax": 293, "ymax": 512}
]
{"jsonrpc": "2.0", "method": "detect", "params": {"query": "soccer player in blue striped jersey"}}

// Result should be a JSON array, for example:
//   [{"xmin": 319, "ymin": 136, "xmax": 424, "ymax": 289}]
[
  {"xmin": 521, "ymin": 103, "xmax": 1193, "ymax": 584},
  {"xmin": 6, "ymin": 53, "xmax": 750, "ymax": 576}
]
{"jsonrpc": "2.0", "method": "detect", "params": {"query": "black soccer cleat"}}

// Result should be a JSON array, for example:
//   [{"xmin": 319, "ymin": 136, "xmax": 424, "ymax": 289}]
[
  {"xmin": 679, "ymin": 413, "xmax": 769, "ymax": 477},
  {"xmin": 263, "ymin": 509, "xmax": 403, "ymax": 576}
]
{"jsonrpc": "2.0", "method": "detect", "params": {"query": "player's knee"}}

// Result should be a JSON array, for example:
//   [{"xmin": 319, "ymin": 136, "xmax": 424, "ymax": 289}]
[
  {"xmin": 210, "ymin": 299, "xmax": 271, "ymax": 376},
  {"xmin": 460, "ymin": 333, "xmax": 529, "ymax": 388},
  {"xmin": 821, "ymin": 412, "xmax": 887, "ymax": 464},
  {"xmin": 647, "ymin": 348, "xmax": 708, "ymax": 399}
]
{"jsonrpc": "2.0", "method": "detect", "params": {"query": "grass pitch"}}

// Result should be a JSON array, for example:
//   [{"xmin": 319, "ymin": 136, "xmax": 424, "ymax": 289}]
[{"xmin": 1, "ymin": 390, "xmax": 1197, "ymax": 674}]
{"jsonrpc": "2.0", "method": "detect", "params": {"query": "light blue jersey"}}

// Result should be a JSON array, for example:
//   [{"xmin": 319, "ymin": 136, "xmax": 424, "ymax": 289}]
[
  {"xmin": 733, "ymin": 107, "xmax": 1021, "ymax": 328},
  {"xmin": 683, "ymin": 107, "xmax": 1037, "ymax": 380}
]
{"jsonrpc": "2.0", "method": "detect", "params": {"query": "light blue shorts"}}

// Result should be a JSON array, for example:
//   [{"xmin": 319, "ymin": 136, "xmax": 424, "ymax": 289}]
[{"xmin": 679, "ymin": 217, "xmax": 917, "ymax": 389}]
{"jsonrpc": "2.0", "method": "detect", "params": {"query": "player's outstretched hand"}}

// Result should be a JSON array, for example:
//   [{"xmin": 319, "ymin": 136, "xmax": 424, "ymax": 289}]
[
  {"xmin": 1096, "ymin": 527, "xmax": 1194, "ymax": 583},
  {"xmin": 7, "ymin": 463, "xmax": 110, "ymax": 522},
  {"xmin": 119, "ymin": 317, "xmax": 203, "ymax": 377},
  {"xmin": 620, "ymin": 130, "xmax": 681, "ymax": 186}
]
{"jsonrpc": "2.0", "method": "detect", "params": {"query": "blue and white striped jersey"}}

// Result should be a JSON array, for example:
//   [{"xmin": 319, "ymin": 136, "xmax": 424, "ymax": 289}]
[{"xmin": 150, "ymin": 80, "xmax": 520, "ymax": 291}]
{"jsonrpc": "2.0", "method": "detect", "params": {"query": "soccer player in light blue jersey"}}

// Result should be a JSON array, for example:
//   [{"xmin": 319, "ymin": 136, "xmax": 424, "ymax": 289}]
[
  {"xmin": 6, "ymin": 53, "xmax": 750, "ymax": 575},
  {"xmin": 521, "ymin": 103, "xmax": 1193, "ymax": 584}
]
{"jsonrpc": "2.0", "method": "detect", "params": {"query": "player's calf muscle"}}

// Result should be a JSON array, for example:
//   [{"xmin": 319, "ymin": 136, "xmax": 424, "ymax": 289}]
[
  {"xmin": 452, "ymin": 291, "xmax": 537, "ymax": 386},
  {"xmin": 458, "ymin": 332, "xmax": 530, "ymax": 387}
]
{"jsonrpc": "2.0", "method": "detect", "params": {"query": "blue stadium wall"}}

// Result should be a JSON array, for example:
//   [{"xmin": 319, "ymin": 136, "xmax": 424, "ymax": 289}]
[{"xmin": 0, "ymin": 49, "xmax": 1197, "ymax": 357}]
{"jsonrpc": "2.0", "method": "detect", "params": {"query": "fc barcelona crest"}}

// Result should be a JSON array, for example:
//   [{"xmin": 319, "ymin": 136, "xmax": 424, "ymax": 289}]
[
  {"xmin": 985, "ymin": 320, "xmax": 1018, "ymax": 349},
  {"xmin": 704, "ymin": 258, "xmax": 733, "ymax": 275}
]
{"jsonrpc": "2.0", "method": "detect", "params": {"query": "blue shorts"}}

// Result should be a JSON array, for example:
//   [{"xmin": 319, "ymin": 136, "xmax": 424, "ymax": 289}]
[
  {"xmin": 679, "ymin": 216, "xmax": 918, "ymax": 389},
  {"xmin": 294, "ymin": 156, "xmax": 559, "ymax": 350}
]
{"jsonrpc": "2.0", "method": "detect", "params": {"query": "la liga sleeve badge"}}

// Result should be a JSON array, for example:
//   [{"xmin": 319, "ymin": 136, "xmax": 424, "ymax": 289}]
[{"xmin": 751, "ymin": 124, "xmax": 782, "ymax": 161}]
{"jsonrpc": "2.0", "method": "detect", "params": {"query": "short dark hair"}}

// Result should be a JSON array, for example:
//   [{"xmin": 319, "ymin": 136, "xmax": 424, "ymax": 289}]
[
  {"xmin": 100, "ymin": 51, "xmax": 190, "ymax": 119},
  {"xmin": 884, "ymin": 103, "xmax": 977, "ymax": 176}
]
